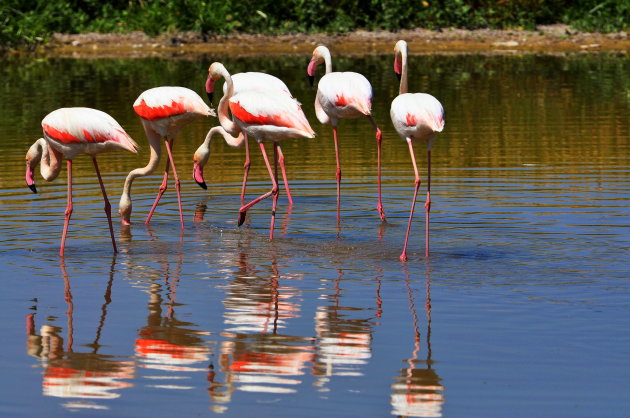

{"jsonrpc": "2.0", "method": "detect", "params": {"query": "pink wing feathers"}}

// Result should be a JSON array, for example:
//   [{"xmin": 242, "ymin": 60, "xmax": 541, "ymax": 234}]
[
  {"xmin": 133, "ymin": 86, "xmax": 213, "ymax": 121},
  {"xmin": 42, "ymin": 107, "xmax": 138, "ymax": 153},
  {"xmin": 318, "ymin": 72, "xmax": 373, "ymax": 115}
]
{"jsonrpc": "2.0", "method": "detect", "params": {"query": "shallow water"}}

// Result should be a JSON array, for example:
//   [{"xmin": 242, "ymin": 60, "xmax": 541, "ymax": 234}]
[{"xmin": 1, "ymin": 52, "xmax": 629, "ymax": 417}]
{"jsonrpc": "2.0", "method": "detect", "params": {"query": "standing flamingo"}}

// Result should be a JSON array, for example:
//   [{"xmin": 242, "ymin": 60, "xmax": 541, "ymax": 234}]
[
  {"xmin": 118, "ymin": 86, "xmax": 215, "ymax": 228},
  {"xmin": 307, "ymin": 45, "xmax": 386, "ymax": 221},
  {"xmin": 198, "ymin": 70, "xmax": 296, "ymax": 204},
  {"xmin": 25, "ymin": 107, "xmax": 139, "ymax": 256},
  {"xmin": 390, "ymin": 40, "xmax": 445, "ymax": 261},
  {"xmin": 206, "ymin": 62, "xmax": 315, "ymax": 239}
]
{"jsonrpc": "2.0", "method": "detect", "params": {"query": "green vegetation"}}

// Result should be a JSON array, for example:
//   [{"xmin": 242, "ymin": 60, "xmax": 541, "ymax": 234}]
[{"xmin": 1, "ymin": 0, "xmax": 628, "ymax": 50}]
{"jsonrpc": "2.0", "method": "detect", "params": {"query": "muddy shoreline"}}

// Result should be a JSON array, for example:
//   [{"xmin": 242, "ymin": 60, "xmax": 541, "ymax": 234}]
[{"xmin": 12, "ymin": 24, "xmax": 629, "ymax": 58}]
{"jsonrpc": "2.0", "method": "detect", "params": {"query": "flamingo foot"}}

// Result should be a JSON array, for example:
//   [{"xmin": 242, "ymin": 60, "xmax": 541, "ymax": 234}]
[
  {"xmin": 377, "ymin": 204, "xmax": 386, "ymax": 221},
  {"xmin": 237, "ymin": 211, "xmax": 247, "ymax": 226},
  {"xmin": 399, "ymin": 253, "xmax": 408, "ymax": 262}
]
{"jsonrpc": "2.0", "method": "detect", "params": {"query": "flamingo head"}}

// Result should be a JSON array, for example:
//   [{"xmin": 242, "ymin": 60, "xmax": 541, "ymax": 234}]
[
  {"xmin": 394, "ymin": 40, "xmax": 407, "ymax": 81},
  {"xmin": 118, "ymin": 195, "xmax": 132, "ymax": 226},
  {"xmin": 206, "ymin": 62, "xmax": 229, "ymax": 103},
  {"xmin": 307, "ymin": 45, "xmax": 329, "ymax": 86},
  {"xmin": 192, "ymin": 150, "xmax": 208, "ymax": 190},
  {"xmin": 25, "ymin": 140, "xmax": 43, "ymax": 193}
]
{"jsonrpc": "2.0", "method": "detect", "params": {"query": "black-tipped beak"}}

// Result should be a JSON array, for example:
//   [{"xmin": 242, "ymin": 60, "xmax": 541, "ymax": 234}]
[
  {"xmin": 308, "ymin": 75, "xmax": 314, "ymax": 87},
  {"xmin": 395, "ymin": 72, "xmax": 401, "ymax": 81},
  {"xmin": 28, "ymin": 184, "xmax": 37, "ymax": 194},
  {"xmin": 207, "ymin": 91, "xmax": 214, "ymax": 104},
  {"xmin": 196, "ymin": 180, "xmax": 208, "ymax": 190}
]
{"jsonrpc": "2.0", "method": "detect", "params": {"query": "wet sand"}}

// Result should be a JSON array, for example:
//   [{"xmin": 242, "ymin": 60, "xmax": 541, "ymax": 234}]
[{"xmin": 22, "ymin": 24, "xmax": 630, "ymax": 58}]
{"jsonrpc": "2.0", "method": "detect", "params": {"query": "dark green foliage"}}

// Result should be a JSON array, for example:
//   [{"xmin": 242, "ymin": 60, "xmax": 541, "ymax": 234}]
[{"xmin": 1, "ymin": 0, "xmax": 628, "ymax": 50}]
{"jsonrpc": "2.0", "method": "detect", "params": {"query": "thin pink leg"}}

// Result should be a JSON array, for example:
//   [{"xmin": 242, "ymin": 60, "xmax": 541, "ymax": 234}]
[
  {"xmin": 425, "ymin": 150, "xmax": 432, "ymax": 258},
  {"xmin": 164, "ymin": 138, "xmax": 185, "ymax": 229},
  {"xmin": 333, "ymin": 126, "xmax": 341, "ymax": 235},
  {"xmin": 92, "ymin": 157, "xmax": 117, "ymax": 253},
  {"xmin": 146, "ymin": 138, "xmax": 170, "ymax": 225},
  {"xmin": 270, "ymin": 143, "xmax": 282, "ymax": 239},
  {"xmin": 368, "ymin": 115, "xmax": 386, "ymax": 220},
  {"xmin": 240, "ymin": 134, "xmax": 251, "ymax": 203},
  {"xmin": 275, "ymin": 145, "xmax": 293, "ymax": 206},
  {"xmin": 60, "ymin": 160, "xmax": 74, "ymax": 257},
  {"xmin": 400, "ymin": 140, "xmax": 421, "ymax": 262},
  {"xmin": 238, "ymin": 142, "xmax": 279, "ymax": 240}
]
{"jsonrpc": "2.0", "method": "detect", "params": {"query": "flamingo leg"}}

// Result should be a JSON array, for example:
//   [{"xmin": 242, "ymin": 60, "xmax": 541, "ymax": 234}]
[
  {"xmin": 275, "ymin": 145, "xmax": 293, "ymax": 206},
  {"xmin": 400, "ymin": 140, "xmax": 421, "ymax": 262},
  {"xmin": 92, "ymin": 157, "xmax": 117, "ymax": 253},
  {"xmin": 146, "ymin": 138, "xmax": 170, "ymax": 225},
  {"xmin": 238, "ymin": 142, "xmax": 279, "ymax": 240},
  {"xmin": 163, "ymin": 138, "xmax": 185, "ymax": 229},
  {"xmin": 60, "ymin": 160, "xmax": 74, "ymax": 257},
  {"xmin": 333, "ymin": 126, "xmax": 342, "ymax": 212},
  {"xmin": 367, "ymin": 115, "xmax": 386, "ymax": 221},
  {"xmin": 270, "ymin": 143, "xmax": 282, "ymax": 239},
  {"xmin": 240, "ymin": 133, "xmax": 251, "ymax": 203},
  {"xmin": 425, "ymin": 149, "xmax": 432, "ymax": 257}
]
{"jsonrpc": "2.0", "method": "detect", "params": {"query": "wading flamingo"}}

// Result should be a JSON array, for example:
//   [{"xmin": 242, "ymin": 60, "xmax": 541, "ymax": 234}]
[
  {"xmin": 25, "ymin": 107, "xmax": 139, "ymax": 256},
  {"xmin": 206, "ymin": 62, "xmax": 315, "ymax": 239},
  {"xmin": 119, "ymin": 86, "xmax": 215, "ymax": 228},
  {"xmin": 198, "ymin": 70, "xmax": 296, "ymax": 204},
  {"xmin": 390, "ymin": 40, "xmax": 445, "ymax": 261},
  {"xmin": 307, "ymin": 45, "xmax": 385, "ymax": 221}
]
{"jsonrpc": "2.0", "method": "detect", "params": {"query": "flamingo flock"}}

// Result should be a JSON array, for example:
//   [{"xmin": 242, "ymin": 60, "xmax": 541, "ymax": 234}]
[{"xmin": 25, "ymin": 40, "xmax": 444, "ymax": 260}]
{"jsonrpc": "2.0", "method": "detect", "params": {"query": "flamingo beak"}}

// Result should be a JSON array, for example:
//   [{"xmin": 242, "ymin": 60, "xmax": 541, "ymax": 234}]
[
  {"xmin": 26, "ymin": 165, "xmax": 37, "ymax": 193},
  {"xmin": 207, "ymin": 91, "xmax": 214, "ymax": 104},
  {"xmin": 193, "ymin": 162, "xmax": 207, "ymax": 190},
  {"xmin": 308, "ymin": 75, "xmax": 314, "ymax": 87},
  {"xmin": 28, "ymin": 184, "xmax": 37, "ymax": 193},
  {"xmin": 395, "ymin": 72, "xmax": 401, "ymax": 81}
]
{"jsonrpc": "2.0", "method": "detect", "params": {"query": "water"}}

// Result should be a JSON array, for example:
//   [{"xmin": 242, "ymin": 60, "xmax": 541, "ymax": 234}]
[{"xmin": 1, "ymin": 52, "xmax": 629, "ymax": 417}]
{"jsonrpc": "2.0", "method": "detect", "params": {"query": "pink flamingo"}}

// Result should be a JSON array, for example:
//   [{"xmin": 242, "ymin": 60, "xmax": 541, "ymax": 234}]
[
  {"xmin": 118, "ymin": 86, "xmax": 215, "ymax": 228},
  {"xmin": 390, "ymin": 40, "xmax": 445, "ymax": 261},
  {"xmin": 206, "ymin": 62, "xmax": 315, "ymax": 239},
  {"xmin": 307, "ymin": 45, "xmax": 386, "ymax": 221},
  {"xmin": 197, "ymin": 70, "xmax": 296, "ymax": 204},
  {"xmin": 25, "ymin": 107, "xmax": 139, "ymax": 256}
]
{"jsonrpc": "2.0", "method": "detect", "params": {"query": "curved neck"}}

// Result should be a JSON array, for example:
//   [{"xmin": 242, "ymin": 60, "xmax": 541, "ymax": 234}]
[
  {"xmin": 195, "ymin": 126, "xmax": 245, "ymax": 168},
  {"xmin": 322, "ymin": 48, "xmax": 333, "ymax": 74},
  {"xmin": 217, "ymin": 67, "xmax": 240, "ymax": 136},
  {"xmin": 30, "ymin": 138, "xmax": 63, "ymax": 181},
  {"xmin": 121, "ymin": 123, "xmax": 162, "ymax": 201},
  {"xmin": 398, "ymin": 48, "xmax": 408, "ymax": 95}
]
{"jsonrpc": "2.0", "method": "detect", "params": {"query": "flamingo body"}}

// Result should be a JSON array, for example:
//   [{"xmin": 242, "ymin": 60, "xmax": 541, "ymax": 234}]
[
  {"xmin": 224, "ymin": 72, "xmax": 290, "ymax": 96},
  {"xmin": 390, "ymin": 93, "xmax": 444, "ymax": 146},
  {"xmin": 119, "ymin": 86, "xmax": 215, "ymax": 227},
  {"xmin": 315, "ymin": 72, "xmax": 373, "ymax": 123},
  {"xmin": 25, "ymin": 107, "xmax": 138, "ymax": 256}
]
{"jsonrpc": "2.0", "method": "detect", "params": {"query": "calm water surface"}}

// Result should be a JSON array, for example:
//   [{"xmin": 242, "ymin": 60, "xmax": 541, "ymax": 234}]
[{"xmin": 1, "ymin": 52, "xmax": 629, "ymax": 417}]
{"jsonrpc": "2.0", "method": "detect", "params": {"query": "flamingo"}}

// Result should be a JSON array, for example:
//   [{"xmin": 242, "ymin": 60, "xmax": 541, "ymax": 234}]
[
  {"xmin": 206, "ymin": 62, "xmax": 315, "ymax": 239},
  {"xmin": 118, "ymin": 86, "xmax": 215, "ymax": 228},
  {"xmin": 197, "ymin": 70, "xmax": 296, "ymax": 204},
  {"xmin": 390, "ymin": 40, "xmax": 445, "ymax": 261},
  {"xmin": 307, "ymin": 45, "xmax": 386, "ymax": 221},
  {"xmin": 25, "ymin": 107, "xmax": 139, "ymax": 256}
]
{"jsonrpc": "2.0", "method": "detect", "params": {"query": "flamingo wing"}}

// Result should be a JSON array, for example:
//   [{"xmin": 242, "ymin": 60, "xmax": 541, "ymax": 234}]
[
  {"xmin": 318, "ymin": 72, "xmax": 373, "ymax": 114},
  {"xmin": 42, "ymin": 107, "xmax": 138, "ymax": 153},
  {"xmin": 391, "ymin": 93, "xmax": 445, "ymax": 141},
  {"xmin": 229, "ymin": 90, "xmax": 313, "ymax": 135},
  {"xmin": 226, "ymin": 72, "xmax": 291, "ymax": 96},
  {"xmin": 133, "ymin": 86, "xmax": 213, "ymax": 121}
]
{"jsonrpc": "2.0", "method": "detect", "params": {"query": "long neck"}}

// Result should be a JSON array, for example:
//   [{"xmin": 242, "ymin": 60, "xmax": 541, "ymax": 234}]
[
  {"xmin": 217, "ymin": 67, "xmax": 240, "ymax": 136},
  {"xmin": 195, "ymin": 126, "xmax": 245, "ymax": 168},
  {"xmin": 322, "ymin": 48, "xmax": 333, "ymax": 74},
  {"xmin": 120, "ymin": 123, "xmax": 162, "ymax": 205},
  {"xmin": 31, "ymin": 138, "xmax": 63, "ymax": 181},
  {"xmin": 399, "ymin": 48, "xmax": 408, "ymax": 95}
]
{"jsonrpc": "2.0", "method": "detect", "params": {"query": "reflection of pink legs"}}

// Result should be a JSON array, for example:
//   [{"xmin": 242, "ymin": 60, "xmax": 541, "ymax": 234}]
[
  {"xmin": 146, "ymin": 138, "xmax": 172, "ymax": 225},
  {"xmin": 238, "ymin": 142, "xmax": 279, "ymax": 240},
  {"xmin": 400, "ymin": 141, "xmax": 421, "ymax": 262},
  {"xmin": 60, "ymin": 160, "xmax": 74, "ymax": 257},
  {"xmin": 92, "ymin": 157, "xmax": 117, "ymax": 253}
]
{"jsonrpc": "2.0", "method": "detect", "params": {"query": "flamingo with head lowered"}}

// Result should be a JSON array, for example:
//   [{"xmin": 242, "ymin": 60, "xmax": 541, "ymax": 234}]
[
  {"xmin": 196, "ymin": 70, "xmax": 296, "ymax": 205},
  {"xmin": 206, "ymin": 62, "xmax": 315, "ymax": 239},
  {"xmin": 118, "ymin": 86, "xmax": 215, "ymax": 228},
  {"xmin": 25, "ymin": 107, "xmax": 139, "ymax": 256},
  {"xmin": 307, "ymin": 45, "xmax": 386, "ymax": 221},
  {"xmin": 390, "ymin": 40, "xmax": 445, "ymax": 261}
]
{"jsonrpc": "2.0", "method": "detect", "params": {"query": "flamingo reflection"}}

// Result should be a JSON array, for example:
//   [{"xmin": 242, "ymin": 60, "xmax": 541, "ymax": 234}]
[
  {"xmin": 208, "ymin": 251, "xmax": 315, "ymax": 407},
  {"xmin": 25, "ymin": 258, "xmax": 134, "ymax": 408},
  {"xmin": 134, "ymin": 252, "xmax": 211, "ymax": 384},
  {"xmin": 390, "ymin": 265, "xmax": 444, "ymax": 417},
  {"xmin": 312, "ymin": 268, "xmax": 377, "ymax": 389}
]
